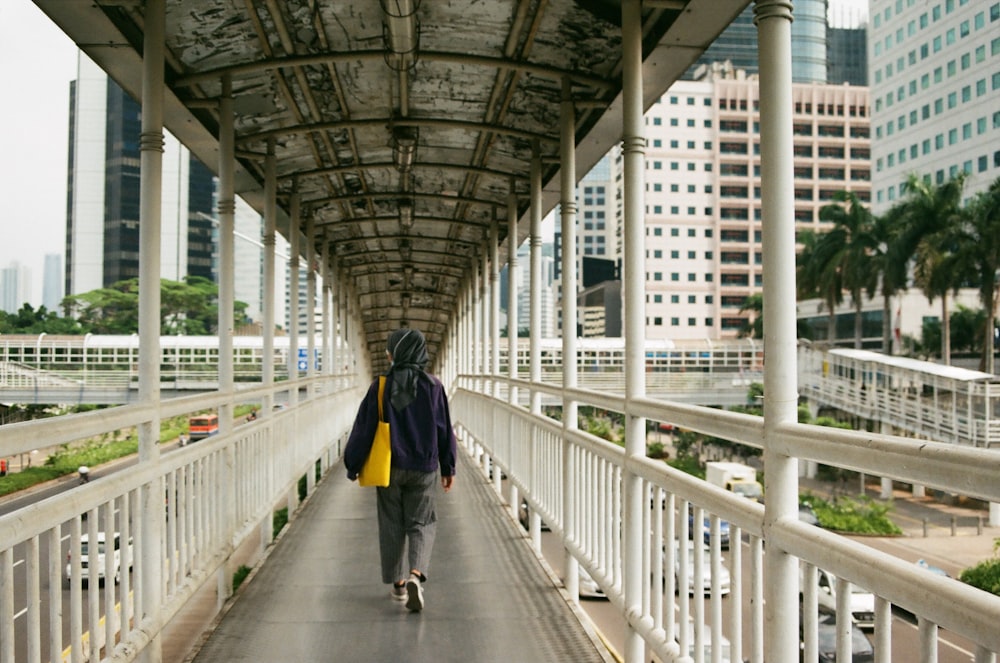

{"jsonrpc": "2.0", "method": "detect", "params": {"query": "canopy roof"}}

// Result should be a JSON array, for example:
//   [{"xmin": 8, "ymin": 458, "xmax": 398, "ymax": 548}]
[{"xmin": 36, "ymin": 0, "xmax": 748, "ymax": 369}]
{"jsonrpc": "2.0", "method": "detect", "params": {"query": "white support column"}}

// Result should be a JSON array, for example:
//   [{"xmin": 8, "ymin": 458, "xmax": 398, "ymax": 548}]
[
  {"xmin": 306, "ymin": 214, "xmax": 317, "ymax": 396},
  {"xmin": 529, "ymin": 144, "xmax": 543, "ymax": 415},
  {"xmin": 137, "ymin": 3, "xmax": 165, "ymax": 661},
  {"xmin": 262, "ymin": 138, "xmax": 277, "ymax": 414},
  {"xmin": 322, "ymin": 236, "xmax": 332, "ymax": 378},
  {"xmin": 490, "ymin": 217, "xmax": 501, "ymax": 396},
  {"xmin": 559, "ymin": 76, "xmax": 580, "ymax": 603},
  {"xmin": 755, "ymin": 2, "xmax": 799, "ymax": 662},
  {"xmin": 507, "ymin": 178, "xmax": 519, "ymax": 407},
  {"xmin": 218, "ymin": 75, "xmax": 235, "ymax": 430},
  {"xmin": 481, "ymin": 236, "xmax": 490, "ymax": 382},
  {"xmin": 217, "ymin": 73, "xmax": 238, "ymax": 610},
  {"xmin": 288, "ymin": 195, "xmax": 301, "ymax": 407},
  {"xmin": 620, "ymin": 2, "xmax": 646, "ymax": 660}
]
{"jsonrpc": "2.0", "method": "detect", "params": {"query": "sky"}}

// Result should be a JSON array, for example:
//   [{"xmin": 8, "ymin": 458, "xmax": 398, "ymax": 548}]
[
  {"xmin": 0, "ymin": 0, "xmax": 869, "ymax": 310},
  {"xmin": 0, "ymin": 2, "xmax": 78, "ymax": 308}
]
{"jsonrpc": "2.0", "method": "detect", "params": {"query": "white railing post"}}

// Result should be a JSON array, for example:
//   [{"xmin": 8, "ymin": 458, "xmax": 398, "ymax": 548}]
[
  {"xmin": 621, "ymin": 1, "xmax": 646, "ymax": 661},
  {"xmin": 755, "ymin": 1, "xmax": 800, "ymax": 661},
  {"xmin": 559, "ymin": 75, "xmax": 580, "ymax": 603},
  {"xmin": 137, "ymin": 3, "xmax": 166, "ymax": 660}
]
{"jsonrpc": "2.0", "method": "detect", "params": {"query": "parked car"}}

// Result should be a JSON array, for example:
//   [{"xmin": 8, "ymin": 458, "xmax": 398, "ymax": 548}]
[
  {"xmin": 800, "ymin": 607, "xmax": 874, "ymax": 662},
  {"xmin": 65, "ymin": 532, "xmax": 133, "ymax": 586},
  {"xmin": 802, "ymin": 566, "xmax": 875, "ymax": 629},
  {"xmin": 915, "ymin": 558, "xmax": 949, "ymax": 577},
  {"xmin": 688, "ymin": 509, "xmax": 731, "ymax": 549},
  {"xmin": 578, "ymin": 567, "xmax": 607, "ymax": 600},
  {"xmin": 518, "ymin": 500, "xmax": 550, "ymax": 532},
  {"xmin": 671, "ymin": 540, "xmax": 731, "ymax": 596}
]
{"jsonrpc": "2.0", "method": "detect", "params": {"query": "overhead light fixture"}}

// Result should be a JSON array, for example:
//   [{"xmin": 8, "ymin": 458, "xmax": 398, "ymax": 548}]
[
  {"xmin": 399, "ymin": 239, "xmax": 412, "ymax": 261},
  {"xmin": 403, "ymin": 264, "xmax": 414, "ymax": 281},
  {"xmin": 398, "ymin": 198, "xmax": 414, "ymax": 229},
  {"xmin": 391, "ymin": 125, "xmax": 418, "ymax": 173},
  {"xmin": 401, "ymin": 292, "xmax": 412, "ymax": 309},
  {"xmin": 381, "ymin": 0, "xmax": 420, "ymax": 71}
]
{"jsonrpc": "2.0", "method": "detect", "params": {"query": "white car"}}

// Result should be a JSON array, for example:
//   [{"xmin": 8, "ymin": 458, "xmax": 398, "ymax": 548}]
[
  {"xmin": 578, "ymin": 567, "xmax": 607, "ymax": 600},
  {"xmin": 805, "ymin": 566, "xmax": 875, "ymax": 629},
  {"xmin": 670, "ymin": 540, "xmax": 731, "ymax": 596},
  {"xmin": 66, "ymin": 532, "xmax": 132, "ymax": 586}
]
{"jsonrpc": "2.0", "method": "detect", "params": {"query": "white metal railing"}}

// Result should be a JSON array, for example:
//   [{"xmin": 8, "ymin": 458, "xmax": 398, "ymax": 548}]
[
  {"xmin": 452, "ymin": 374, "xmax": 1000, "ymax": 663},
  {"xmin": 0, "ymin": 376, "xmax": 360, "ymax": 663}
]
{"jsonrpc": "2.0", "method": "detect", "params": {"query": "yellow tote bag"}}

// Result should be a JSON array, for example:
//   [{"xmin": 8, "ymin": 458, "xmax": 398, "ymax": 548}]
[{"xmin": 358, "ymin": 376, "xmax": 391, "ymax": 487}]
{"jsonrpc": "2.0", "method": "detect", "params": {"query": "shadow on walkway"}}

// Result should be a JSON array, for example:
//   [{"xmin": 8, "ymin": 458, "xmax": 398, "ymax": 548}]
[{"xmin": 188, "ymin": 452, "xmax": 611, "ymax": 663}]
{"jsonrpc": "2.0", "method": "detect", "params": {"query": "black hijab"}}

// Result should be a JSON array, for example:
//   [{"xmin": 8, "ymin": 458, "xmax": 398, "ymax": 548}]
[{"xmin": 386, "ymin": 327, "xmax": 429, "ymax": 410}]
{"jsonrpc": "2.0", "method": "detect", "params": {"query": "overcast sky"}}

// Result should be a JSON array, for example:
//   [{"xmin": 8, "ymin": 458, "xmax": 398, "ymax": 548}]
[
  {"xmin": 0, "ymin": 0, "xmax": 869, "ymax": 309},
  {"xmin": 0, "ymin": 1, "xmax": 77, "ymax": 307}
]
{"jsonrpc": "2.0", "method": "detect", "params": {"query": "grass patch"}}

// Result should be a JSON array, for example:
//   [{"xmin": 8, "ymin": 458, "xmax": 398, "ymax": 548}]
[
  {"xmin": 232, "ymin": 564, "xmax": 252, "ymax": 592},
  {"xmin": 800, "ymin": 493, "xmax": 902, "ymax": 535},
  {"xmin": 273, "ymin": 507, "xmax": 289, "ymax": 538}
]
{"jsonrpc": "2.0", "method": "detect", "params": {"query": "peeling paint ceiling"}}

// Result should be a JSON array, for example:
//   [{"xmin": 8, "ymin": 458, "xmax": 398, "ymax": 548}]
[{"xmin": 35, "ymin": 0, "xmax": 749, "ymax": 370}]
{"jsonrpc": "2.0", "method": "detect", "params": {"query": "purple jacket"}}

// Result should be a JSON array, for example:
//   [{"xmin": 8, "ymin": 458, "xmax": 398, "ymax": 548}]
[{"xmin": 344, "ymin": 372, "xmax": 457, "ymax": 478}]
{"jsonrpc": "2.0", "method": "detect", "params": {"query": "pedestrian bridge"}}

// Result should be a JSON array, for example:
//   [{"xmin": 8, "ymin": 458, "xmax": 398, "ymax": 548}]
[
  {"xmin": 2, "ymin": 372, "xmax": 999, "ymax": 663},
  {"xmin": 4, "ymin": 1, "xmax": 1000, "ymax": 661},
  {"xmin": 4, "ymin": 333, "xmax": 998, "ymax": 449}
]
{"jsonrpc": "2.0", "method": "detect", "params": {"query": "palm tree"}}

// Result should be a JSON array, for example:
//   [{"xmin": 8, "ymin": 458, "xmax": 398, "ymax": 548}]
[
  {"xmin": 797, "ymin": 230, "xmax": 842, "ymax": 343},
  {"xmin": 866, "ymin": 205, "xmax": 909, "ymax": 355},
  {"xmin": 952, "ymin": 177, "xmax": 1000, "ymax": 373},
  {"xmin": 814, "ymin": 191, "xmax": 879, "ymax": 348},
  {"xmin": 895, "ymin": 173, "xmax": 967, "ymax": 364}
]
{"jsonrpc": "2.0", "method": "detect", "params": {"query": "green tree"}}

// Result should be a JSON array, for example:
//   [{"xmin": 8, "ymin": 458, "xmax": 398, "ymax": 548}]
[
  {"xmin": 0, "ymin": 304, "xmax": 85, "ymax": 334},
  {"xmin": 62, "ymin": 277, "xmax": 246, "ymax": 335},
  {"xmin": 738, "ymin": 293, "xmax": 763, "ymax": 340},
  {"xmin": 802, "ymin": 191, "xmax": 879, "ymax": 348},
  {"xmin": 954, "ymin": 177, "xmax": 1000, "ymax": 373},
  {"xmin": 798, "ymin": 230, "xmax": 842, "ymax": 342},
  {"xmin": 895, "ymin": 173, "xmax": 967, "ymax": 364},
  {"xmin": 868, "ymin": 205, "xmax": 909, "ymax": 355}
]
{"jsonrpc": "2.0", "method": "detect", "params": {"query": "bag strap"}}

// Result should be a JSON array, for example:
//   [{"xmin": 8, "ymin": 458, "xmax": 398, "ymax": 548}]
[{"xmin": 377, "ymin": 376, "xmax": 386, "ymax": 422}]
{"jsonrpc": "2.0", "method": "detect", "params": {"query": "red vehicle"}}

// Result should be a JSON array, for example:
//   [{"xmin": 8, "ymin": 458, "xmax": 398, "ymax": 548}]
[{"xmin": 188, "ymin": 413, "xmax": 219, "ymax": 441}]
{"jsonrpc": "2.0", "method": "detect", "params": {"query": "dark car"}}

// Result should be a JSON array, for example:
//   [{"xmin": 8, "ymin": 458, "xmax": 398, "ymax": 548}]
[
  {"xmin": 800, "ymin": 608, "xmax": 874, "ymax": 663},
  {"xmin": 688, "ymin": 511, "xmax": 731, "ymax": 549},
  {"xmin": 518, "ymin": 500, "xmax": 550, "ymax": 532}
]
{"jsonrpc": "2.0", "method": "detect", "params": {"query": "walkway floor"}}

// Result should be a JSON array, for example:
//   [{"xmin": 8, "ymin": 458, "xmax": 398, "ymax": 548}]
[{"xmin": 186, "ymin": 451, "xmax": 613, "ymax": 663}]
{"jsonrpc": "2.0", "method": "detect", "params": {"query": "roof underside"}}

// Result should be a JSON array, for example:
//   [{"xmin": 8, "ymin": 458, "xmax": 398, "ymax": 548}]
[{"xmin": 36, "ymin": 0, "xmax": 749, "ymax": 371}]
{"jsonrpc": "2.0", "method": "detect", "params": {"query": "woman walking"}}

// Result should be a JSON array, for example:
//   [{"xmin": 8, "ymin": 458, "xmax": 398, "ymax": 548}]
[{"xmin": 344, "ymin": 327, "xmax": 457, "ymax": 612}]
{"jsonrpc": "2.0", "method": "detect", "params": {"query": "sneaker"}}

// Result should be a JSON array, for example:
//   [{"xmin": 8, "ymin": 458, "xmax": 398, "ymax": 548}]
[
  {"xmin": 391, "ymin": 583, "xmax": 407, "ymax": 601},
  {"xmin": 405, "ymin": 574, "xmax": 424, "ymax": 612}
]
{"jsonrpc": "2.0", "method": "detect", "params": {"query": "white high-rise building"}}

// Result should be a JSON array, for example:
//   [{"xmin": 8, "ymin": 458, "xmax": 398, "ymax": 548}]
[
  {"xmin": 0, "ymin": 262, "xmax": 31, "ymax": 314},
  {"xmin": 42, "ymin": 254, "xmax": 63, "ymax": 312},
  {"xmin": 868, "ymin": 0, "xmax": 1000, "ymax": 212}
]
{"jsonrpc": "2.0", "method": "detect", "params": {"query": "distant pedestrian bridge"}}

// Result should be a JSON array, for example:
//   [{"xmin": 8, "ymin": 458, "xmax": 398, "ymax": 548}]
[{"xmin": 1, "ymin": 335, "xmax": 998, "ymax": 448}]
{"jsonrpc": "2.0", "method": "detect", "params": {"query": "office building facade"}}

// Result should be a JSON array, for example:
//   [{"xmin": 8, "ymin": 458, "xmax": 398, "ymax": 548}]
[{"xmin": 868, "ymin": 0, "xmax": 1000, "ymax": 212}]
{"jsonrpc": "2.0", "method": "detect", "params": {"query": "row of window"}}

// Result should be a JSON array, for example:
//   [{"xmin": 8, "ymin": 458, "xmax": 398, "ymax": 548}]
[
  {"xmin": 873, "ymin": 0, "xmax": 998, "ymax": 55},
  {"xmin": 648, "ymin": 250, "xmax": 713, "ymax": 260},
  {"xmin": 648, "ymin": 182, "xmax": 713, "ymax": 194},
  {"xmin": 720, "ymin": 143, "xmax": 868, "ymax": 159},
  {"xmin": 648, "ymin": 317, "xmax": 717, "ymax": 328},
  {"xmin": 720, "ymin": 120, "xmax": 871, "ymax": 139},
  {"xmin": 648, "ymin": 293, "xmax": 714, "ymax": 305},
  {"xmin": 874, "ymin": 63, "xmax": 1000, "ymax": 124},
  {"xmin": 648, "ymin": 205, "xmax": 714, "ymax": 216},
  {"xmin": 877, "ymin": 151, "xmax": 1000, "ymax": 203},
  {"xmin": 872, "ymin": 0, "xmax": 990, "ymax": 30},
  {"xmin": 876, "ymin": 112, "xmax": 1000, "ymax": 172},
  {"xmin": 646, "ymin": 272, "xmax": 762, "ymax": 287},
  {"xmin": 718, "ymin": 98, "xmax": 868, "ymax": 117},
  {"xmin": 647, "ymin": 227, "xmax": 712, "ymax": 238}
]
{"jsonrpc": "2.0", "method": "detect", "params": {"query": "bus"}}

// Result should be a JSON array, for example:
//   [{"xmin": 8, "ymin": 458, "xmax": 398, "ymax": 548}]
[{"xmin": 188, "ymin": 413, "xmax": 219, "ymax": 441}]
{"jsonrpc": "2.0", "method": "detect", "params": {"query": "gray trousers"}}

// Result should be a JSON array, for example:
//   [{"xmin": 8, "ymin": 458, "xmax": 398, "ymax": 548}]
[{"xmin": 376, "ymin": 468, "xmax": 438, "ymax": 584}]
